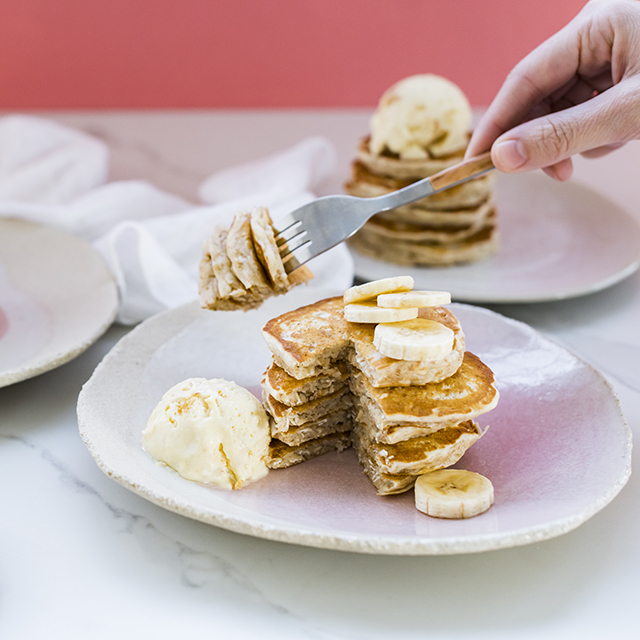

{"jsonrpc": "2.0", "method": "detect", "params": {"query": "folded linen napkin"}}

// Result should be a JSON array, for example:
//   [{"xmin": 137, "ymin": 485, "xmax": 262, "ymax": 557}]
[{"xmin": 0, "ymin": 116, "xmax": 354, "ymax": 324}]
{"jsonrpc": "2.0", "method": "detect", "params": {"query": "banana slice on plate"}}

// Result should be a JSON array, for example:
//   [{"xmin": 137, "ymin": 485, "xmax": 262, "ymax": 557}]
[
  {"xmin": 344, "ymin": 301, "xmax": 418, "ymax": 324},
  {"xmin": 377, "ymin": 290, "xmax": 451, "ymax": 309},
  {"xmin": 344, "ymin": 276, "xmax": 414, "ymax": 304},
  {"xmin": 415, "ymin": 469, "xmax": 494, "ymax": 519},
  {"xmin": 373, "ymin": 318, "xmax": 454, "ymax": 360}
]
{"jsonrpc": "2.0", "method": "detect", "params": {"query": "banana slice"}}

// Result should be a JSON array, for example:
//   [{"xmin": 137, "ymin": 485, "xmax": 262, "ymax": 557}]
[
  {"xmin": 373, "ymin": 318, "xmax": 454, "ymax": 360},
  {"xmin": 344, "ymin": 301, "xmax": 418, "ymax": 324},
  {"xmin": 344, "ymin": 276, "xmax": 414, "ymax": 304},
  {"xmin": 377, "ymin": 290, "xmax": 451, "ymax": 309},
  {"xmin": 415, "ymin": 469, "xmax": 494, "ymax": 519}
]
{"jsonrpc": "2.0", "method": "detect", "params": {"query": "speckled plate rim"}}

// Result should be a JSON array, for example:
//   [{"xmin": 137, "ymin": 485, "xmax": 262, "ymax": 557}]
[
  {"xmin": 0, "ymin": 218, "xmax": 119, "ymax": 388},
  {"xmin": 77, "ymin": 297, "xmax": 632, "ymax": 555}
]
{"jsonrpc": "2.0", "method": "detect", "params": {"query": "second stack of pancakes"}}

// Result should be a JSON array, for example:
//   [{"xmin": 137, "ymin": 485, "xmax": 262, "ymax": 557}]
[
  {"xmin": 260, "ymin": 280, "xmax": 499, "ymax": 495},
  {"xmin": 345, "ymin": 74, "xmax": 498, "ymax": 267}
]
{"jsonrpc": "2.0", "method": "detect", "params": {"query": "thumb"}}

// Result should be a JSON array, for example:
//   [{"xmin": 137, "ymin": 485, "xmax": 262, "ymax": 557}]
[{"xmin": 490, "ymin": 81, "xmax": 640, "ymax": 173}]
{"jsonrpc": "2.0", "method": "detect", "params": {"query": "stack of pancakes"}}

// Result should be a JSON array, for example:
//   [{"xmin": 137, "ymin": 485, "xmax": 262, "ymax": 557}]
[
  {"xmin": 345, "ymin": 137, "xmax": 498, "ymax": 267},
  {"xmin": 199, "ymin": 206, "xmax": 313, "ymax": 311},
  {"xmin": 260, "ymin": 295, "xmax": 498, "ymax": 495}
]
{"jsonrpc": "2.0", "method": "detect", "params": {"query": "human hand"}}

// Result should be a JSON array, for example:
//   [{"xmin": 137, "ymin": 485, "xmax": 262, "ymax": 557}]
[{"xmin": 466, "ymin": 0, "xmax": 640, "ymax": 180}]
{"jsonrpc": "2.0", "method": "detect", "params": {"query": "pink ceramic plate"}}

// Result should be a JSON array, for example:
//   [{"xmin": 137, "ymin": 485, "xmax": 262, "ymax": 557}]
[
  {"xmin": 78, "ymin": 289, "xmax": 631, "ymax": 554},
  {"xmin": 352, "ymin": 172, "xmax": 640, "ymax": 303},
  {"xmin": 0, "ymin": 218, "xmax": 118, "ymax": 388}
]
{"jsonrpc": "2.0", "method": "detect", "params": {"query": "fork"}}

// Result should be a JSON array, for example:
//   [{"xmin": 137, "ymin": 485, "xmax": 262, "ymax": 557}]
[{"xmin": 274, "ymin": 150, "xmax": 494, "ymax": 273}]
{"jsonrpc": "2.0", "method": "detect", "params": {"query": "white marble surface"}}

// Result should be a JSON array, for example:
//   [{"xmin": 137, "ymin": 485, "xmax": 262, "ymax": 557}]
[{"xmin": 1, "ymin": 110, "xmax": 639, "ymax": 639}]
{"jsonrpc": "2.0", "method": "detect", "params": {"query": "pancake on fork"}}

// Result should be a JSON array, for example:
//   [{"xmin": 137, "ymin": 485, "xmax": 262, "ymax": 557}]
[{"xmin": 198, "ymin": 206, "xmax": 313, "ymax": 312}]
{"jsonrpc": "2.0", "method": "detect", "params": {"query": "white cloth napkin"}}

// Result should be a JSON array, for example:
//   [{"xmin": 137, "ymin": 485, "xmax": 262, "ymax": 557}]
[{"xmin": 0, "ymin": 116, "xmax": 354, "ymax": 324}]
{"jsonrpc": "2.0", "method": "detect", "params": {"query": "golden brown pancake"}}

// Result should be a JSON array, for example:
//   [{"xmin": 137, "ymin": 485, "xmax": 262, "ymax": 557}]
[
  {"xmin": 267, "ymin": 433, "xmax": 352, "ymax": 469},
  {"xmin": 225, "ymin": 211, "xmax": 272, "ymax": 296},
  {"xmin": 356, "ymin": 136, "xmax": 465, "ymax": 180},
  {"xmin": 346, "ymin": 159, "xmax": 494, "ymax": 211},
  {"xmin": 260, "ymin": 297, "xmax": 498, "ymax": 491},
  {"xmin": 348, "ymin": 225, "xmax": 499, "ymax": 267},
  {"xmin": 360, "ymin": 213, "xmax": 496, "ymax": 245},
  {"xmin": 353, "ymin": 419, "xmax": 481, "ymax": 476},
  {"xmin": 349, "ymin": 352, "xmax": 499, "ymax": 427},
  {"xmin": 262, "ymin": 361, "xmax": 349, "ymax": 406},
  {"xmin": 263, "ymin": 388, "xmax": 352, "ymax": 427},
  {"xmin": 199, "ymin": 208, "xmax": 313, "ymax": 312},
  {"xmin": 261, "ymin": 297, "xmax": 350, "ymax": 379},
  {"xmin": 269, "ymin": 411, "xmax": 353, "ymax": 446},
  {"xmin": 347, "ymin": 305, "xmax": 465, "ymax": 387},
  {"xmin": 351, "ymin": 419, "xmax": 482, "ymax": 495}
]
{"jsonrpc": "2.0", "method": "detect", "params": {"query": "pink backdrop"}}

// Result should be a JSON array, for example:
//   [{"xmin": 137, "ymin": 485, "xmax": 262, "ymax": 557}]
[{"xmin": 0, "ymin": 0, "xmax": 586, "ymax": 108}]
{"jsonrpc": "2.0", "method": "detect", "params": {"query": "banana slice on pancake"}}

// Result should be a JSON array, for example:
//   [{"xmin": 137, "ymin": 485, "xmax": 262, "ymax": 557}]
[
  {"xmin": 415, "ymin": 469, "xmax": 494, "ymax": 519},
  {"xmin": 344, "ymin": 276, "xmax": 414, "ymax": 304},
  {"xmin": 344, "ymin": 301, "xmax": 418, "ymax": 324},
  {"xmin": 377, "ymin": 290, "xmax": 451, "ymax": 309},
  {"xmin": 373, "ymin": 318, "xmax": 454, "ymax": 360}
]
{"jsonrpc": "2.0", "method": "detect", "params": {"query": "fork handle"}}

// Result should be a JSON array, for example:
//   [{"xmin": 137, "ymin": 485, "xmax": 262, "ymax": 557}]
[{"xmin": 429, "ymin": 150, "xmax": 494, "ymax": 192}]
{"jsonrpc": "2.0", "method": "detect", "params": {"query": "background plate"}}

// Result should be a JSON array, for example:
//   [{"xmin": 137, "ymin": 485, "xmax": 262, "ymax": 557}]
[
  {"xmin": 0, "ymin": 218, "xmax": 118, "ymax": 388},
  {"xmin": 77, "ymin": 289, "xmax": 631, "ymax": 554},
  {"xmin": 352, "ymin": 172, "xmax": 640, "ymax": 302}
]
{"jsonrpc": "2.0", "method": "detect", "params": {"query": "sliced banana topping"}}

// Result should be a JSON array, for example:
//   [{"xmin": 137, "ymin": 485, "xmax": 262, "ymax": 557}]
[
  {"xmin": 373, "ymin": 318, "xmax": 454, "ymax": 361},
  {"xmin": 377, "ymin": 290, "xmax": 451, "ymax": 309},
  {"xmin": 344, "ymin": 301, "xmax": 418, "ymax": 324},
  {"xmin": 415, "ymin": 469, "xmax": 494, "ymax": 519},
  {"xmin": 344, "ymin": 276, "xmax": 414, "ymax": 304}
]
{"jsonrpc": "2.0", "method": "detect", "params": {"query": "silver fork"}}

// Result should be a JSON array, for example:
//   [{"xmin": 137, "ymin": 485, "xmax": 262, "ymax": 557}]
[{"xmin": 274, "ymin": 150, "xmax": 494, "ymax": 273}]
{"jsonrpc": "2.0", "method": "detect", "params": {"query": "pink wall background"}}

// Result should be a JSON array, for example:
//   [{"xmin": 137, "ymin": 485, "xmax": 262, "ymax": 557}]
[{"xmin": 0, "ymin": 0, "xmax": 586, "ymax": 109}]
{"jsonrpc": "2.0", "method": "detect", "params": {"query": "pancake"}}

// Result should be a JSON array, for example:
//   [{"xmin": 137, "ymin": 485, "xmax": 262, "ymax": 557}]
[
  {"xmin": 261, "ymin": 297, "xmax": 350, "ymax": 379},
  {"xmin": 356, "ymin": 136, "xmax": 465, "ymax": 181},
  {"xmin": 267, "ymin": 433, "xmax": 352, "ymax": 469},
  {"xmin": 353, "ymin": 419, "xmax": 481, "ymax": 476},
  {"xmin": 250, "ymin": 206, "xmax": 314, "ymax": 293},
  {"xmin": 262, "ymin": 361, "xmax": 349, "ymax": 406},
  {"xmin": 362, "ymin": 210, "xmax": 496, "ymax": 244},
  {"xmin": 225, "ymin": 211, "xmax": 272, "ymax": 296},
  {"xmin": 374, "ymin": 199, "xmax": 494, "ymax": 227},
  {"xmin": 349, "ymin": 352, "xmax": 498, "ymax": 428},
  {"xmin": 199, "ymin": 208, "xmax": 313, "ymax": 311},
  {"xmin": 264, "ymin": 388, "xmax": 353, "ymax": 428},
  {"xmin": 346, "ymin": 160, "xmax": 494, "ymax": 211},
  {"xmin": 348, "ymin": 225, "xmax": 499, "ymax": 267},
  {"xmin": 269, "ymin": 411, "xmax": 353, "ymax": 446},
  {"xmin": 352, "ymin": 390, "xmax": 462, "ymax": 444},
  {"xmin": 352, "ymin": 436, "xmax": 417, "ymax": 495},
  {"xmin": 260, "ymin": 295, "xmax": 498, "ymax": 493},
  {"xmin": 198, "ymin": 258, "xmax": 256, "ymax": 311},
  {"xmin": 347, "ymin": 305, "xmax": 465, "ymax": 387}
]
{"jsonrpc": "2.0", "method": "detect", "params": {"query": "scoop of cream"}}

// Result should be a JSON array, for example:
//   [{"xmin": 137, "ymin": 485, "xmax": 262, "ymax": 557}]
[
  {"xmin": 142, "ymin": 378, "xmax": 270, "ymax": 490},
  {"xmin": 369, "ymin": 74, "xmax": 472, "ymax": 160}
]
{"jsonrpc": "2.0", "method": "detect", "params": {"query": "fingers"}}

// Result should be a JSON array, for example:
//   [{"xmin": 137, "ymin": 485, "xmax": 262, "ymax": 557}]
[
  {"xmin": 490, "ymin": 80, "xmax": 640, "ymax": 173},
  {"xmin": 466, "ymin": 24, "xmax": 584, "ymax": 157},
  {"xmin": 466, "ymin": 0, "xmax": 623, "ymax": 159},
  {"xmin": 542, "ymin": 158, "xmax": 574, "ymax": 181}
]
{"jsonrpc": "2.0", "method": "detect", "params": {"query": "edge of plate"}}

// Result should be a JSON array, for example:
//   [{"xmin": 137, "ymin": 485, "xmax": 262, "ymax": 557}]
[{"xmin": 77, "ymin": 302, "xmax": 633, "ymax": 555}]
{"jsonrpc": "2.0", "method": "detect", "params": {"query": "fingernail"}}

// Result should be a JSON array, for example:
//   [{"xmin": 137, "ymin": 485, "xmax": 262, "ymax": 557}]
[{"xmin": 493, "ymin": 140, "xmax": 527, "ymax": 170}]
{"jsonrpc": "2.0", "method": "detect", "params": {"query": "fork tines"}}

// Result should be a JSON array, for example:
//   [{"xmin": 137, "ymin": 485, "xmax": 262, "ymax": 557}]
[{"xmin": 273, "ymin": 214, "xmax": 312, "ymax": 274}]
